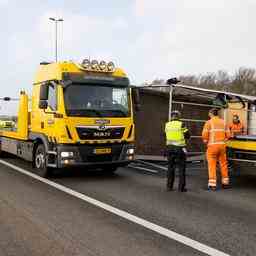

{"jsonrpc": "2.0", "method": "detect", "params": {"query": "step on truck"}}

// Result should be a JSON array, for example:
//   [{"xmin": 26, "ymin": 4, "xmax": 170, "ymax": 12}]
[{"xmin": 0, "ymin": 59, "xmax": 140, "ymax": 177}]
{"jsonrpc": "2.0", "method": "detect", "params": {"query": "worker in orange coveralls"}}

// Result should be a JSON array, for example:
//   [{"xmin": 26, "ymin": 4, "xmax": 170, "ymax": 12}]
[
  {"xmin": 229, "ymin": 114, "xmax": 245, "ymax": 138},
  {"xmin": 202, "ymin": 108, "xmax": 231, "ymax": 191}
]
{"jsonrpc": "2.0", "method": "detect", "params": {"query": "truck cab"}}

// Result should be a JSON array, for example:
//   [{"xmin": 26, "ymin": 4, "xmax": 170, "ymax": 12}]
[{"xmin": 0, "ymin": 59, "xmax": 138, "ymax": 177}]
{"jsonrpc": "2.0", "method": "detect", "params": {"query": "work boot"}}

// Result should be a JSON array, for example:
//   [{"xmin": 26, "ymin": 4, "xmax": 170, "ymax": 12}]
[
  {"xmin": 178, "ymin": 188, "xmax": 187, "ymax": 192},
  {"xmin": 208, "ymin": 186, "xmax": 217, "ymax": 191},
  {"xmin": 222, "ymin": 184, "xmax": 231, "ymax": 189},
  {"xmin": 166, "ymin": 186, "xmax": 174, "ymax": 192}
]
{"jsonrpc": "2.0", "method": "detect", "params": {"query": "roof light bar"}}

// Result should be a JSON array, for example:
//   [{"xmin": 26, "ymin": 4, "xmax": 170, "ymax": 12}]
[
  {"xmin": 80, "ymin": 59, "xmax": 115, "ymax": 72},
  {"xmin": 99, "ymin": 60, "xmax": 107, "ymax": 70},
  {"xmin": 91, "ymin": 60, "xmax": 99, "ymax": 70},
  {"xmin": 82, "ymin": 59, "xmax": 90, "ymax": 69},
  {"xmin": 107, "ymin": 61, "xmax": 115, "ymax": 72}
]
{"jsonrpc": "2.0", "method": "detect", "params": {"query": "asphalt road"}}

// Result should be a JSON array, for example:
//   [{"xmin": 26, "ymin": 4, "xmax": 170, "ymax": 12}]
[{"xmin": 0, "ymin": 156, "xmax": 256, "ymax": 256}]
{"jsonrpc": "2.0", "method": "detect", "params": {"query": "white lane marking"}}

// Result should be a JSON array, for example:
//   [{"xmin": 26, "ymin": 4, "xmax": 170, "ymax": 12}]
[
  {"xmin": 128, "ymin": 165, "xmax": 159, "ymax": 173},
  {"xmin": 0, "ymin": 160, "xmax": 230, "ymax": 256},
  {"xmin": 135, "ymin": 160, "xmax": 168, "ymax": 171}
]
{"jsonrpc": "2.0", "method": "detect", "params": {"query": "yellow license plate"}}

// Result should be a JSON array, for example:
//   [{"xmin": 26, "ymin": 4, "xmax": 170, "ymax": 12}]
[{"xmin": 94, "ymin": 148, "xmax": 112, "ymax": 154}]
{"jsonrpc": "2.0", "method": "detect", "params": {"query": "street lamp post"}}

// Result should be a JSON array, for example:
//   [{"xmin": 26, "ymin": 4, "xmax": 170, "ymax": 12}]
[{"xmin": 49, "ymin": 17, "xmax": 64, "ymax": 62}]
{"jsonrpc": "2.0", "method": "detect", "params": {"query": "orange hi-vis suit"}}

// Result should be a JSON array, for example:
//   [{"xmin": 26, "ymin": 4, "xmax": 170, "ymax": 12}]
[
  {"xmin": 229, "ymin": 122, "xmax": 245, "ymax": 137},
  {"xmin": 202, "ymin": 116, "xmax": 231, "ymax": 188}
]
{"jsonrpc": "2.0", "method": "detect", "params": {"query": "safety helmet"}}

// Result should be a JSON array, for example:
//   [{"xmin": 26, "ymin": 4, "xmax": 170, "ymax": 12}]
[
  {"xmin": 171, "ymin": 110, "xmax": 181, "ymax": 119},
  {"xmin": 233, "ymin": 114, "xmax": 240, "ymax": 123},
  {"xmin": 209, "ymin": 108, "xmax": 219, "ymax": 116}
]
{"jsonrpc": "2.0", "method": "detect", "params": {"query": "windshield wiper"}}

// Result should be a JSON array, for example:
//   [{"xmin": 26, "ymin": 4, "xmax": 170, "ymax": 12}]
[
  {"xmin": 109, "ymin": 109, "xmax": 128, "ymax": 117},
  {"xmin": 67, "ymin": 109, "xmax": 102, "ymax": 117},
  {"xmin": 86, "ymin": 109, "xmax": 102, "ymax": 117}
]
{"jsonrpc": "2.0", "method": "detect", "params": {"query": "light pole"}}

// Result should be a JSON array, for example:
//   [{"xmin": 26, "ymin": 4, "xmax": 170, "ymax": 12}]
[{"xmin": 49, "ymin": 17, "xmax": 64, "ymax": 62}]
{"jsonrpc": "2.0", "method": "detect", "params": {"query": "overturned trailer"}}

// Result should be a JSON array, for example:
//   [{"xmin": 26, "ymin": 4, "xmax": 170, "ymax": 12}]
[
  {"xmin": 135, "ymin": 87, "xmax": 211, "ymax": 156},
  {"xmin": 135, "ymin": 82, "xmax": 256, "ymax": 173}
]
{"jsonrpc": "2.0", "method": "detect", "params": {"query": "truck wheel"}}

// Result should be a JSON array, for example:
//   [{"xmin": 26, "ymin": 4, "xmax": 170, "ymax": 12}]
[
  {"xmin": 227, "ymin": 148, "xmax": 239, "ymax": 177},
  {"xmin": 34, "ymin": 144, "xmax": 50, "ymax": 178},
  {"xmin": 0, "ymin": 148, "xmax": 3, "ymax": 157},
  {"xmin": 228, "ymin": 160, "xmax": 240, "ymax": 177},
  {"xmin": 0, "ymin": 146, "xmax": 6, "ymax": 158},
  {"xmin": 228, "ymin": 160, "xmax": 234, "ymax": 177}
]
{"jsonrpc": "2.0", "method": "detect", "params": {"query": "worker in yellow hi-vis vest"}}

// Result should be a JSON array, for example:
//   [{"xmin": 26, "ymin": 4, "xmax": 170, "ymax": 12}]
[{"xmin": 165, "ymin": 110, "xmax": 190, "ymax": 192}]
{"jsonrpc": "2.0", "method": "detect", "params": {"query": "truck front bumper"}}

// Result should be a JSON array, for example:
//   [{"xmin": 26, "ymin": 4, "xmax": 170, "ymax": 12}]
[{"xmin": 56, "ymin": 143, "xmax": 134, "ymax": 169}]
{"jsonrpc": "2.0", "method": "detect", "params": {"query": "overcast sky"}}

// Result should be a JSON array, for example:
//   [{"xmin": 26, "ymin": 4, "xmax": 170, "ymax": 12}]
[{"xmin": 2, "ymin": 0, "xmax": 256, "ymax": 113}]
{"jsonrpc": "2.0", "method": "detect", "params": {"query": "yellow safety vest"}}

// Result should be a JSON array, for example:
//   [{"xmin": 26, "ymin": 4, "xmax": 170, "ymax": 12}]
[{"xmin": 165, "ymin": 120, "xmax": 187, "ymax": 146}]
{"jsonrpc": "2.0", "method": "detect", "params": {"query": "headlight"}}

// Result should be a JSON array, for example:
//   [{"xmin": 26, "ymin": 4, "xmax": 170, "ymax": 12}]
[
  {"xmin": 91, "ymin": 60, "xmax": 99, "ymax": 70},
  {"xmin": 82, "ymin": 59, "xmax": 90, "ymax": 69},
  {"xmin": 61, "ymin": 152, "xmax": 74, "ymax": 158},
  {"xmin": 127, "ymin": 148, "xmax": 135, "ymax": 155},
  {"xmin": 107, "ymin": 61, "xmax": 115, "ymax": 72},
  {"xmin": 99, "ymin": 60, "xmax": 107, "ymax": 70},
  {"xmin": 127, "ymin": 155, "xmax": 134, "ymax": 161}
]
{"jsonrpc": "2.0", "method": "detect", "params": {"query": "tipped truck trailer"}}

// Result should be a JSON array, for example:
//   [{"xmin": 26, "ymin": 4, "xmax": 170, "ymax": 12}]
[
  {"xmin": 134, "ymin": 80, "xmax": 256, "ymax": 174},
  {"xmin": 166, "ymin": 83, "xmax": 256, "ymax": 174},
  {"xmin": 0, "ymin": 59, "xmax": 140, "ymax": 177}
]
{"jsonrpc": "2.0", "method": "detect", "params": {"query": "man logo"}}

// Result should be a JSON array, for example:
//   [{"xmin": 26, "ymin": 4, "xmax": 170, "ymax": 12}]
[
  {"xmin": 95, "ymin": 119, "xmax": 110, "ymax": 125},
  {"xmin": 98, "ymin": 125, "xmax": 107, "ymax": 131}
]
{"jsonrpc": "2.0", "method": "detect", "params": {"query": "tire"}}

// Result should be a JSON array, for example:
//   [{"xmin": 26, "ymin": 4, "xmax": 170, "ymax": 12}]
[
  {"xmin": 0, "ymin": 146, "xmax": 6, "ymax": 158},
  {"xmin": 0, "ymin": 148, "xmax": 3, "ymax": 158},
  {"xmin": 33, "ymin": 144, "xmax": 51, "ymax": 178},
  {"xmin": 228, "ymin": 161, "xmax": 240, "ymax": 177},
  {"xmin": 227, "ymin": 148, "xmax": 239, "ymax": 177},
  {"xmin": 227, "ymin": 160, "xmax": 235, "ymax": 177}
]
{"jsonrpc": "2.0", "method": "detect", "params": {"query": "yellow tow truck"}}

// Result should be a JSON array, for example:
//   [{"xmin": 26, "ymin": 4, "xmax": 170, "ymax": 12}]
[{"xmin": 0, "ymin": 59, "xmax": 139, "ymax": 177}]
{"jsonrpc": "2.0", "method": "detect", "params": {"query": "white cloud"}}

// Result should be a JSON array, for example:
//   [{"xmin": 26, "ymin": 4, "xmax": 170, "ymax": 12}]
[
  {"xmin": 8, "ymin": 1, "xmax": 256, "ymax": 86},
  {"xmin": 0, "ymin": 0, "xmax": 8, "ymax": 5},
  {"xmin": 35, "ymin": 11, "xmax": 130, "ymax": 67},
  {"xmin": 134, "ymin": 0, "xmax": 174, "ymax": 17},
  {"xmin": 131, "ymin": 0, "xmax": 256, "ymax": 81},
  {"xmin": 2, "ymin": 0, "xmax": 256, "ymax": 115}
]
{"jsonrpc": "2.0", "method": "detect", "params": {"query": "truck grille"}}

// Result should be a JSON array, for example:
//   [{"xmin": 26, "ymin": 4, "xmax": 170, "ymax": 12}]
[
  {"xmin": 76, "ymin": 126, "xmax": 125, "ymax": 140},
  {"xmin": 86, "ymin": 155, "xmax": 113, "ymax": 162}
]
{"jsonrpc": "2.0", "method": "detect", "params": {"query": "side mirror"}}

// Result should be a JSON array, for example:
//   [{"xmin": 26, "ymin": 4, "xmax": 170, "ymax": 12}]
[
  {"xmin": 39, "ymin": 100, "xmax": 48, "ymax": 109},
  {"xmin": 132, "ymin": 88, "xmax": 141, "ymax": 112},
  {"xmin": 39, "ymin": 84, "xmax": 49, "ymax": 101}
]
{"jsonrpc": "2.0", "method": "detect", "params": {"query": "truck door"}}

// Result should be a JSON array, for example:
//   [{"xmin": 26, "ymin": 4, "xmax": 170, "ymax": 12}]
[{"xmin": 45, "ymin": 83, "xmax": 58, "ymax": 142}]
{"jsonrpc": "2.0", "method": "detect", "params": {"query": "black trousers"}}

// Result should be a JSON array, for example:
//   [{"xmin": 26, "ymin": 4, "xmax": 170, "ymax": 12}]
[{"xmin": 166, "ymin": 146, "xmax": 186, "ymax": 190}]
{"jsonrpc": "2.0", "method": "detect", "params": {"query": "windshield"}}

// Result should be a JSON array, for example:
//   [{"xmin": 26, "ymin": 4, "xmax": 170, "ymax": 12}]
[{"xmin": 64, "ymin": 84, "xmax": 130, "ymax": 117}]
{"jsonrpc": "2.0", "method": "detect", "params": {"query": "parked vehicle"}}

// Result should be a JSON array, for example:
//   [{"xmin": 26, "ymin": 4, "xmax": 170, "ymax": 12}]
[{"xmin": 0, "ymin": 60, "xmax": 140, "ymax": 177}]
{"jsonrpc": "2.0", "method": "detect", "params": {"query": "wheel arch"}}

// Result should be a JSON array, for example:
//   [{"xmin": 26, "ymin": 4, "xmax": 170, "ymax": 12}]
[{"xmin": 29, "ymin": 133, "xmax": 50, "ymax": 167}]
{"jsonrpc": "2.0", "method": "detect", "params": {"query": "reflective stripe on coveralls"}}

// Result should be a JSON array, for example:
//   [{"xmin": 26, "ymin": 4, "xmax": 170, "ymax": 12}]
[
  {"xmin": 229, "ymin": 122, "xmax": 244, "ymax": 137},
  {"xmin": 202, "ymin": 117, "xmax": 230, "ymax": 187},
  {"xmin": 208, "ymin": 119, "xmax": 227, "ymax": 145}
]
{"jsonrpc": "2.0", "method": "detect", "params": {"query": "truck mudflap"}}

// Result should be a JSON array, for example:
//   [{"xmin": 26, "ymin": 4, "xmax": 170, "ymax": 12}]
[{"xmin": 55, "ymin": 143, "xmax": 135, "ymax": 168}]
